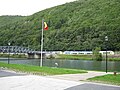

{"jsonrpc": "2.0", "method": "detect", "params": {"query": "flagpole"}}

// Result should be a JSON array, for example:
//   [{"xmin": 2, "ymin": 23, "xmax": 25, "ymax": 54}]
[{"xmin": 40, "ymin": 19, "xmax": 44, "ymax": 67}]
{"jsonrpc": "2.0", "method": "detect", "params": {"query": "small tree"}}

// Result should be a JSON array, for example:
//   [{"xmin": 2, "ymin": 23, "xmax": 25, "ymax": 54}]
[{"xmin": 93, "ymin": 47, "xmax": 102, "ymax": 61}]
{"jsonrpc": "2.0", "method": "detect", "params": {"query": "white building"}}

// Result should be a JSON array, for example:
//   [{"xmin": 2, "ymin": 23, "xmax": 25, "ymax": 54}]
[
  {"xmin": 63, "ymin": 51, "xmax": 92, "ymax": 55},
  {"xmin": 63, "ymin": 51, "xmax": 114, "ymax": 55}
]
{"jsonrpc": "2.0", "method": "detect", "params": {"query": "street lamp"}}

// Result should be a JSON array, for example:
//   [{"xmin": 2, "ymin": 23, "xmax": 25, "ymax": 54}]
[
  {"xmin": 8, "ymin": 42, "xmax": 11, "ymax": 64},
  {"xmin": 105, "ymin": 36, "xmax": 108, "ymax": 73}
]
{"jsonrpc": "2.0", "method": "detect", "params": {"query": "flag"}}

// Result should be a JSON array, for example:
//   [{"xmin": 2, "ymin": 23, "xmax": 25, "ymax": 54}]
[{"xmin": 44, "ymin": 22, "xmax": 48, "ymax": 30}]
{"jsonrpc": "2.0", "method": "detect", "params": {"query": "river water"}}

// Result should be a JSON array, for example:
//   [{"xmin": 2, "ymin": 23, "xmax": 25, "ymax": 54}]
[{"xmin": 0, "ymin": 58, "xmax": 120, "ymax": 72}]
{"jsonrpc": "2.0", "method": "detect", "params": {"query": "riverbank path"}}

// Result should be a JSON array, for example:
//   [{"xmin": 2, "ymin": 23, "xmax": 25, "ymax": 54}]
[{"xmin": 47, "ymin": 71, "xmax": 112, "ymax": 81}]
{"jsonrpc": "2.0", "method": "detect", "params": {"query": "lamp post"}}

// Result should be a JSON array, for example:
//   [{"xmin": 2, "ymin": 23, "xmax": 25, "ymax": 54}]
[
  {"xmin": 105, "ymin": 36, "xmax": 108, "ymax": 73},
  {"xmin": 8, "ymin": 42, "xmax": 10, "ymax": 64}
]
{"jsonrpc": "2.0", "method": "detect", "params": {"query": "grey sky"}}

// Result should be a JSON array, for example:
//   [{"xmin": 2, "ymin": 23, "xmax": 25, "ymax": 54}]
[{"xmin": 0, "ymin": 0, "xmax": 76, "ymax": 16}]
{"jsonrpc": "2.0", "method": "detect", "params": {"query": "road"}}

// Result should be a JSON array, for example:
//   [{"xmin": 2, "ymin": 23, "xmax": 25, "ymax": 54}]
[
  {"xmin": 65, "ymin": 83, "xmax": 120, "ymax": 90},
  {"xmin": 0, "ymin": 69, "xmax": 26, "ymax": 77}
]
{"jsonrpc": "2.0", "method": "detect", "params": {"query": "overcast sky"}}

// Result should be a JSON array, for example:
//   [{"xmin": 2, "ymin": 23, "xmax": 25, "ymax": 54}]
[{"xmin": 0, "ymin": 0, "xmax": 76, "ymax": 16}]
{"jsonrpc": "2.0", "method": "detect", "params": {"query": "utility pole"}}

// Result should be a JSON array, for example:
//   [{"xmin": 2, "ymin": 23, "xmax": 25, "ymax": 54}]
[
  {"xmin": 105, "ymin": 36, "xmax": 108, "ymax": 73},
  {"xmin": 8, "ymin": 42, "xmax": 11, "ymax": 64}
]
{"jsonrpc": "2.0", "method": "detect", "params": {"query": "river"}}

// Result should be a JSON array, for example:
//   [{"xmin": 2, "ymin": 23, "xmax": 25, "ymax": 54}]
[{"xmin": 0, "ymin": 58, "xmax": 120, "ymax": 72}]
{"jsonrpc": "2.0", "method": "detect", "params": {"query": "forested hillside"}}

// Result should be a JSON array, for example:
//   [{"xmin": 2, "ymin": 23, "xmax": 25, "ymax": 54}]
[
  {"xmin": 0, "ymin": 16, "xmax": 25, "ymax": 27},
  {"xmin": 0, "ymin": 0, "xmax": 120, "ymax": 51}
]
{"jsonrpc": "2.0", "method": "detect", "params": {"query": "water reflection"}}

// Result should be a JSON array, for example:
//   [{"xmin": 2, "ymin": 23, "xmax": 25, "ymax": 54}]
[{"xmin": 0, "ymin": 58, "xmax": 120, "ymax": 72}]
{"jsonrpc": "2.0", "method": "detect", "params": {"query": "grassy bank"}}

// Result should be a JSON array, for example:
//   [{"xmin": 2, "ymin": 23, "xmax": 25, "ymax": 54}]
[
  {"xmin": 56, "ymin": 54, "xmax": 120, "ymax": 61},
  {"xmin": 108, "ymin": 54, "xmax": 120, "ymax": 61},
  {"xmin": 0, "ymin": 53, "xmax": 27, "ymax": 58},
  {"xmin": 56, "ymin": 54, "xmax": 93, "ymax": 60},
  {"xmin": 88, "ymin": 74, "xmax": 120, "ymax": 86},
  {"xmin": 108, "ymin": 58, "xmax": 120, "ymax": 61},
  {"xmin": 0, "ymin": 62, "xmax": 87, "ymax": 75}
]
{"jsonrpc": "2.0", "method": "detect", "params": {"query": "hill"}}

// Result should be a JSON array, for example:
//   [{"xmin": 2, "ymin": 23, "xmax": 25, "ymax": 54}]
[
  {"xmin": 0, "ymin": 0, "xmax": 120, "ymax": 51},
  {"xmin": 0, "ymin": 15, "xmax": 25, "ymax": 27}
]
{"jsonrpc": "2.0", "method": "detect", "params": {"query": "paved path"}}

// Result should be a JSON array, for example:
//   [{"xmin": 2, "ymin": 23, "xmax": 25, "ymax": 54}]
[
  {"xmin": 47, "ymin": 71, "xmax": 112, "ymax": 81},
  {"xmin": 0, "ymin": 75, "xmax": 120, "ymax": 90},
  {"xmin": 0, "ymin": 75, "xmax": 83, "ymax": 90},
  {"xmin": 0, "ymin": 70, "xmax": 120, "ymax": 90}
]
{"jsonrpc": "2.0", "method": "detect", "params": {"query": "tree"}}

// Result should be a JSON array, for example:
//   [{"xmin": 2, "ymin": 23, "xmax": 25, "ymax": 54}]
[{"xmin": 92, "ymin": 47, "xmax": 102, "ymax": 61}]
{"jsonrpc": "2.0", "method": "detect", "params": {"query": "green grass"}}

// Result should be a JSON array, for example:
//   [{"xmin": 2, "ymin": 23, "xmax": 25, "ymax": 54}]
[
  {"xmin": 0, "ymin": 53, "xmax": 27, "ymax": 58},
  {"xmin": 56, "ymin": 54, "xmax": 93, "ymax": 60},
  {"xmin": 0, "ymin": 62, "xmax": 87, "ymax": 75},
  {"xmin": 88, "ymin": 74, "xmax": 120, "ymax": 85},
  {"xmin": 57, "ymin": 54, "xmax": 120, "ymax": 61},
  {"xmin": 109, "ymin": 58, "xmax": 120, "ymax": 61}
]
